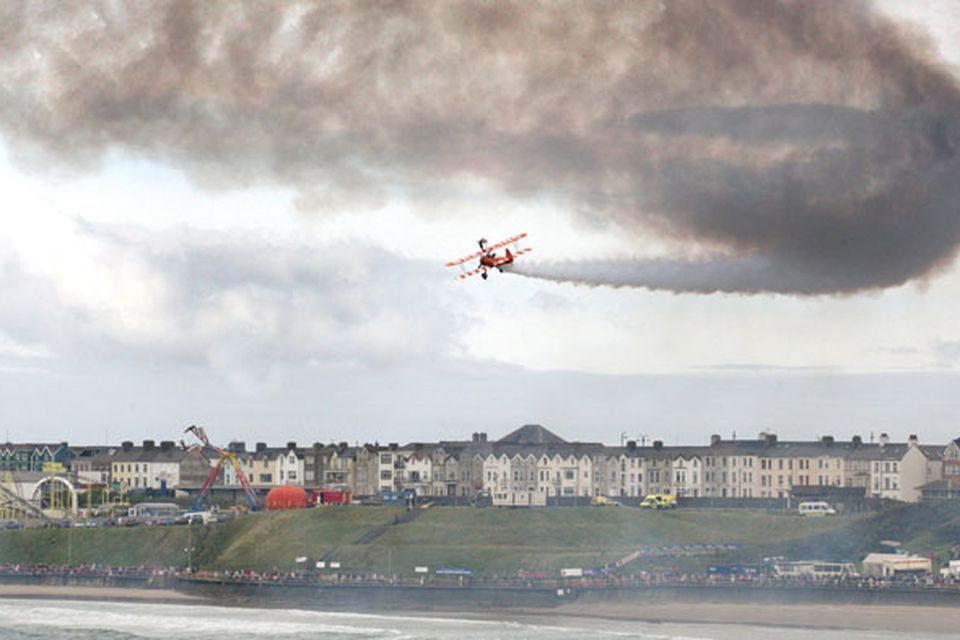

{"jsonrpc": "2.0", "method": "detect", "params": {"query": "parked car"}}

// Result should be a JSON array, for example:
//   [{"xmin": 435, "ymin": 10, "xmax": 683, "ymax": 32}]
[{"xmin": 640, "ymin": 494, "xmax": 677, "ymax": 509}]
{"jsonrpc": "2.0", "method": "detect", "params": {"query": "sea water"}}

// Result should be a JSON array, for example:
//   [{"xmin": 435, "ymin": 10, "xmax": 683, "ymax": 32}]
[{"xmin": 0, "ymin": 599, "xmax": 949, "ymax": 640}]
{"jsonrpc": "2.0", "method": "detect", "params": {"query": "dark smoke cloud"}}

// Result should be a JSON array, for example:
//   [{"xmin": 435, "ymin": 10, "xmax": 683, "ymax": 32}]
[{"xmin": 2, "ymin": 1, "xmax": 960, "ymax": 293}]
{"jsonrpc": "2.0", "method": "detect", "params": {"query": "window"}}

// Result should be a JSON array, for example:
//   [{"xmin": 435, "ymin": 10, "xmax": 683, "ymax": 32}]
[
  {"xmin": 564, "ymin": 470, "xmax": 574, "ymax": 480},
  {"xmin": 381, "ymin": 453, "xmax": 392, "ymax": 465},
  {"xmin": 380, "ymin": 470, "xmax": 392, "ymax": 480}
]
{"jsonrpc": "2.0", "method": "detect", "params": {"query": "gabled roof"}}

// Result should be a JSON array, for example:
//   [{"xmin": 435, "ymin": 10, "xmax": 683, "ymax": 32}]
[
  {"xmin": 846, "ymin": 443, "xmax": 911, "ymax": 461},
  {"xmin": 498, "ymin": 424, "xmax": 568, "ymax": 445},
  {"xmin": 919, "ymin": 445, "xmax": 944, "ymax": 460}
]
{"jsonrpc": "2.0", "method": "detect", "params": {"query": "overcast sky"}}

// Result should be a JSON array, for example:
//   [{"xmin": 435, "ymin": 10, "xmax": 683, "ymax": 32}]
[{"xmin": 2, "ymin": 1, "xmax": 960, "ymax": 447}]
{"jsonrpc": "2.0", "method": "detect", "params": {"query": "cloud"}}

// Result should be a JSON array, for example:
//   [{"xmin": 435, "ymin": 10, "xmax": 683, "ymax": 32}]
[
  {"xmin": 2, "ymin": 2, "xmax": 960, "ymax": 294},
  {"xmin": 935, "ymin": 340, "xmax": 960, "ymax": 366},
  {"xmin": 0, "ymin": 217, "xmax": 464, "ymax": 379}
]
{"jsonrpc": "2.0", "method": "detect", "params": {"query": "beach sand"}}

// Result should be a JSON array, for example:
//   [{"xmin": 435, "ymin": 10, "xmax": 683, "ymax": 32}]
[
  {"xmin": 1, "ymin": 583, "xmax": 958, "ymax": 634},
  {"xmin": 518, "ymin": 600, "xmax": 960, "ymax": 634}
]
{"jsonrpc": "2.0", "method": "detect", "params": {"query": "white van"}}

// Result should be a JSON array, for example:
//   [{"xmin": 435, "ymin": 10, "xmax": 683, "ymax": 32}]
[{"xmin": 798, "ymin": 501, "xmax": 837, "ymax": 516}]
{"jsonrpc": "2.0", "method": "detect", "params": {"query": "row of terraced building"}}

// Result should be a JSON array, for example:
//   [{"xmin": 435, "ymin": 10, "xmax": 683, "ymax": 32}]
[{"xmin": 3, "ymin": 424, "xmax": 959, "ymax": 505}]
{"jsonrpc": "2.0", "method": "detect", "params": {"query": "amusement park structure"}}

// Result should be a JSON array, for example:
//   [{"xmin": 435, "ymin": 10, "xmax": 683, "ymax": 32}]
[
  {"xmin": 182, "ymin": 425, "xmax": 259, "ymax": 511},
  {"xmin": 0, "ymin": 469, "xmax": 86, "ymax": 523},
  {"xmin": 0, "ymin": 473, "xmax": 48, "ymax": 522}
]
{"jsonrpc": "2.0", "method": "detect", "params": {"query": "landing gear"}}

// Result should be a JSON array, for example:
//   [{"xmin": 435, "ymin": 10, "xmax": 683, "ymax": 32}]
[{"xmin": 481, "ymin": 271, "xmax": 488, "ymax": 280}]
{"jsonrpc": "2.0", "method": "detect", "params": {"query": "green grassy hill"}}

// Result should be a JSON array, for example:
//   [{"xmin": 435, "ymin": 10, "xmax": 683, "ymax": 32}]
[{"xmin": 1, "ymin": 503, "xmax": 958, "ymax": 575}]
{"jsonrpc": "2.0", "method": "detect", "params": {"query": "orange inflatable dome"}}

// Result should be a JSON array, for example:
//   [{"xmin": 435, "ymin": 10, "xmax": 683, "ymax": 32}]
[{"xmin": 265, "ymin": 485, "xmax": 308, "ymax": 510}]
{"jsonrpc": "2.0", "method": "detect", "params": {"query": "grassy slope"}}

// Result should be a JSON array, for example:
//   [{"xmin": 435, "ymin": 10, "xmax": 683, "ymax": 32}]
[
  {"xmin": 0, "ymin": 525, "xmax": 208, "ymax": 566},
  {"xmin": 201, "ymin": 506, "xmax": 404, "ymax": 570},
  {"xmin": 347, "ymin": 507, "xmax": 860, "ymax": 574},
  {"xmin": 1, "ymin": 503, "xmax": 957, "ymax": 574}
]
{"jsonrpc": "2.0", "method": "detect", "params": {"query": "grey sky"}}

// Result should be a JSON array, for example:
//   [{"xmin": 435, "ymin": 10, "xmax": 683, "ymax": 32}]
[{"xmin": 1, "ymin": 1, "xmax": 960, "ymax": 447}]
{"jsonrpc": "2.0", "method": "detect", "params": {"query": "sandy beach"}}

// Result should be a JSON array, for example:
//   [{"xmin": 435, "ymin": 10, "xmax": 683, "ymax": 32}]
[
  {"xmin": 1, "ymin": 583, "xmax": 959, "ymax": 634},
  {"xmin": 0, "ymin": 584, "xmax": 200, "ymax": 604},
  {"xmin": 520, "ymin": 601, "xmax": 960, "ymax": 634}
]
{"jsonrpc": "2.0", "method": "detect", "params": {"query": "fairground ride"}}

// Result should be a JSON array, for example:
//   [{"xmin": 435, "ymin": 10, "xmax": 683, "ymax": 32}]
[{"xmin": 182, "ymin": 425, "xmax": 258, "ymax": 512}]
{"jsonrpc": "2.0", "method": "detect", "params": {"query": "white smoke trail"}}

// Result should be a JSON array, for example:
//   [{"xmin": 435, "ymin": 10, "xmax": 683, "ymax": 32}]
[{"xmin": 509, "ymin": 256, "xmax": 853, "ymax": 295}]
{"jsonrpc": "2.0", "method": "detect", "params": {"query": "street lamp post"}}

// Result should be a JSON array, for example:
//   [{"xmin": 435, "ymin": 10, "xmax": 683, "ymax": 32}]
[{"xmin": 184, "ymin": 526, "xmax": 195, "ymax": 570}]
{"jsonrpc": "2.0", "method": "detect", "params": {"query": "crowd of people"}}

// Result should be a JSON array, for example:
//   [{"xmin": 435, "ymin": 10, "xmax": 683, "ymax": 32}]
[{"xmin": 2, "ymin": 562, "xmax": 960, "ymax": 594}]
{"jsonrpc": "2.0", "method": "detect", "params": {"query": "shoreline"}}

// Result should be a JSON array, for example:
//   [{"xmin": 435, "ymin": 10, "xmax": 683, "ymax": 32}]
[{"xmin": 3, "ymin": 584, "xmax": 960, "ymax": 634}]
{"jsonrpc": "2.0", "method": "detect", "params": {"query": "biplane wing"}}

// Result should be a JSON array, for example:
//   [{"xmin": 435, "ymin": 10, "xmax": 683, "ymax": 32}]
[
  {"xmin": 484, "ymin": 232, "xmax": 528, "ymax": 253},
  {"xmin": 456, "ymin": 267, "xmax": 486, "ymax": 280},
  {"xmin": 445, "ymin": 250, "xmax": 484, "ymax": 267}
]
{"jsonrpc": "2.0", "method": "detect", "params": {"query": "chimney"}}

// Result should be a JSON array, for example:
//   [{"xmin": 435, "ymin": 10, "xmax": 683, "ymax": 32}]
[
  {"xmin": 626, "ymin": 440, "xmax": 637, "ymax": 451},
  {"xmin": 653, "ymin": 440, "xmax": 663, "ymax": 451},
  {"xmin": 758, "ymin": 431, "xmax": 768, "ymax": 441},
  {"xmin": 710, "ymin": 434, "xmax": 721, "ymax": 447},
  {"xmin": 852, "ymin": 435, "xmax": 862, "ymax": 447},
  {"xmin": 256, "ymin": 442, "xmax": 267, "ymax": 453},
  {"xmin": 909, "ymin": 434, "xmax": 919, "ymax": 445},
  {"xmin": 389, "ymin": 442, "xmax": 398, "ymax": 450},
  {"xmin": 766, "ymin": 434, "xmax": 778, "ymax": 445},
  {"xmin": 821, "ymin": 435, "xmax": 834, "ymax": 446},
  {"xmin": 142, "ymin": 439, "xmax": 155, "ymax": 450},
  {"xmin": 229, "ymin": 441, "xmax": 246, "ymax": 453},
  {"xmin": 160, "ymin": 440, "xmax": 174, "ymax": 451},
  {"xmin": 879, "ymin": 433, "xmax": 889, "ymax": 447},
  {"xmin": 121, "ymin": 441, "xmax": 133, "ymax": 451},
  {"xmin": 338, "ymin": 441, "xmax": 348, "ymax": 450},
  {"xmin": 472, "ymin": 432, "xmax": 479, "ymax": 442},
  {"xmin": 286, "ymin": 441, "xmax": 297, "ymax": 450}
]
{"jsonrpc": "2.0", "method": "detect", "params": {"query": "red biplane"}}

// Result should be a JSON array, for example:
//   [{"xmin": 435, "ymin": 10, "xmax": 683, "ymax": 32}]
[{"xmin": 445, "ymin": 233, "xmax": 532, "ymax": 280}]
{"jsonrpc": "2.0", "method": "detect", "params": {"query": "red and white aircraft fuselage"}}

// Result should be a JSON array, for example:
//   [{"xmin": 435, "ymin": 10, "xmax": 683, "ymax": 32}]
[{"xmin": 445, "ymin": 233, "xmax": 532, "ymax": 280}]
